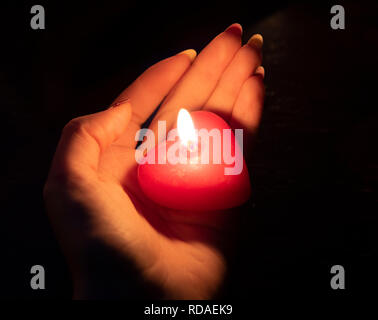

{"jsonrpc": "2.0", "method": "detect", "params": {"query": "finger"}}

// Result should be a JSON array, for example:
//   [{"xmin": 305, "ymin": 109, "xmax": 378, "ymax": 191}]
[
  {"xmin": 112, "ymin": 50, "xmax": 196, "ymax": 147},
  {"xmin": 255, "ymin": 65, "xmax": 265, "ymax": 78},
  {"xmin": 229, "ymin": 75, "xmax": 265, "ymax": 159},
  {"xmin": 148, "ymin": 23, "xmax": 243, "ymax": 147},
  {"xmin": 49, "ymin": 101, "xmax": 132, "ymax": 181},
  {"xmin": 203, "ymin": 34, "xmax": 263, "ymax": 120}
]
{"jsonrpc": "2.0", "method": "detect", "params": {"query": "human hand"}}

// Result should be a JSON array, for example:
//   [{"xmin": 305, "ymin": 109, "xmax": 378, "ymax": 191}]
[{"xmin": 43, "ymin": 23, "xmax": 264, "ymax": 299}]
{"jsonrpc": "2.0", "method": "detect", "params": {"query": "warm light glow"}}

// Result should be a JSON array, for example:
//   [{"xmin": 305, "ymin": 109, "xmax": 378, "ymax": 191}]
[{"xmin": 177, "ymin": 108, "xmax": 197, "ymax": 148}]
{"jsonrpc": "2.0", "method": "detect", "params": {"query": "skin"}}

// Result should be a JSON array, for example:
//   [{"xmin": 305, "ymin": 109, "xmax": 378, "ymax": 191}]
[{"xmin": 44, "ymin": 23, "xmax": 265, "ymax": 299}]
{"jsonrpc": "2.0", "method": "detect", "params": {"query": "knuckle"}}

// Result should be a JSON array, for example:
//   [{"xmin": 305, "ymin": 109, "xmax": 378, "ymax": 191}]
[{"xmin": 62, "ymin": 117, "xmax": 86, "ymax": 135}]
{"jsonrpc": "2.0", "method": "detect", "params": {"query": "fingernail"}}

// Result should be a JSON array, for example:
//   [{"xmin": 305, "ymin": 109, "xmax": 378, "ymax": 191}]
[
  {"xmin": 224, "ymin": 23, "xmax": 243, "ymax": 37},
  {"xmin": 109, "ymin": 98, "xmax": 130, "ymax": 109},
  {"xmin": 255, "ymin": 65, "xmax": 265, "ymax": 79},
  {"xmin": 177, "ymin": 49, "xmax": 197, "ymax": 62},
  {"xmin": 247, "ymin": 34, "xmax": 263, "ymax": 50}
]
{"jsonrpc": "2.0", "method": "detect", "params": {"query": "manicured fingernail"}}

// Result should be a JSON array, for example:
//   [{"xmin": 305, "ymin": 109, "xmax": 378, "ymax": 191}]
[
  {"xmin": 224, "ymin": 23, "xmax": 243, "ymax": 37},
  {"xmin": 109, "ymin": 98, "xmax": 130, "ymax": 108},
  {"xmin": 177, "ymin": 49, "xmax": 197, "ymax": 62},
  {"xmin": 247, "ymin": 34, "xmax": 263, "ymax": 50},
  {"xmin": 255, "ymin": 65, "xmax": 265, "ymax": 79}
]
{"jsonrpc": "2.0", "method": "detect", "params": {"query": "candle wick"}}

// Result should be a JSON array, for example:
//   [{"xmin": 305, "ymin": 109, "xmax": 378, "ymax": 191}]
[{"xmin": 187, "ymin": 140, "xmax": 197, "ymax": 152}]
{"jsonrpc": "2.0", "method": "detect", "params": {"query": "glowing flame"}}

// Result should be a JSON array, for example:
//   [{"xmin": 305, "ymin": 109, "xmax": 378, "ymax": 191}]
[{"xmin": 177, "ymin": 108, "xmax": 197, "ymax": 148}]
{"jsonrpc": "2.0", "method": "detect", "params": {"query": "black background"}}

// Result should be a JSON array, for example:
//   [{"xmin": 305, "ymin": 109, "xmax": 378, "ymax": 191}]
[{"xmin": 1, "ymin": 0, "xmax": 377, "ymax": 299}]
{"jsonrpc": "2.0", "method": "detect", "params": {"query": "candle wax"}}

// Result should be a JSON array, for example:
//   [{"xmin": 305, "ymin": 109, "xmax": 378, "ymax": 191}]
[{"xmin": 138, "ymin": 111, "xmax": 251, "ymax": 211}]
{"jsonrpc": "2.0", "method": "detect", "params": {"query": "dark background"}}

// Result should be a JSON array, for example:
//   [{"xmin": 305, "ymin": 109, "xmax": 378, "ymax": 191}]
[{"xmin": 1, "ymin": 0, "xmax": 377, "ymax": 299}]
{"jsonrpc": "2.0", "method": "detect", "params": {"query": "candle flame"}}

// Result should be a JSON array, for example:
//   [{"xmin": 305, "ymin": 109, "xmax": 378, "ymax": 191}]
[{"xmin": 177, "ymin": 108, "xmax": 197, "ymax": 148}]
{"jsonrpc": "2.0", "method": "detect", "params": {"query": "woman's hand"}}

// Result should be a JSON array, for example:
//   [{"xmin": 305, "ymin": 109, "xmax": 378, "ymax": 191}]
[{"xmin": 43, "ymin": 23, "xmax": 264, "ymax": 299}]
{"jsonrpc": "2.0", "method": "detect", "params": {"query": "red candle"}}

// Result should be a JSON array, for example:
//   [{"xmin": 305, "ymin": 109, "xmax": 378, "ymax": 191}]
[{"xmin": 137, "ymin": 109, "xmax": 251, "ymax": 211}]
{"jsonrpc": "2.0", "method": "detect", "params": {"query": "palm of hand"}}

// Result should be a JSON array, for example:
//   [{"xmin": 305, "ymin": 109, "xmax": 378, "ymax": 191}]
[{"xmin": 94, "ymin": 132, "xmax": 230, "ymax": 299}]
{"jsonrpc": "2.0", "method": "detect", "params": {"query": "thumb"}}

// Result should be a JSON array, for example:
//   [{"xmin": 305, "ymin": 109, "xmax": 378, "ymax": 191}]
[{"xmin": 49, "ymin": 100, "xmax": 132, "ymax": 180}]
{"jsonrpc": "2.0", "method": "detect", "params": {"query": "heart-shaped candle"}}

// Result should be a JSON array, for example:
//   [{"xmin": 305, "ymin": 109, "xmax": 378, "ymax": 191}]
[{"xmin": 137, "ymin": 109, "xmax": 251, "ymax": 211}]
